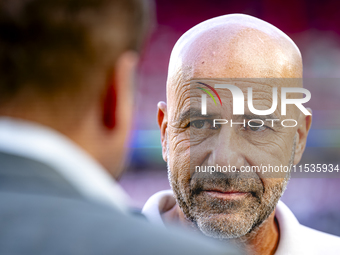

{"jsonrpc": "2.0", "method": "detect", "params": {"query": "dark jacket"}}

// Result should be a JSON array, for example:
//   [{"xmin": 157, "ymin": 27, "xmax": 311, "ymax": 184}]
[{"xmin": 0, "ymin": 152, "xmax": 239, "ymax": 255}]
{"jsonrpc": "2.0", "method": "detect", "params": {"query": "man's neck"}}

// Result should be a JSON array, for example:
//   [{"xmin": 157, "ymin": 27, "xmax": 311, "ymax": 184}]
[
  {"xmin": 237, "ymin": 212, "xmax": 280, "ymax": 255},
  {"xmin": 162, "ymin": 204, "xmax": 280, "ymax": 255}
]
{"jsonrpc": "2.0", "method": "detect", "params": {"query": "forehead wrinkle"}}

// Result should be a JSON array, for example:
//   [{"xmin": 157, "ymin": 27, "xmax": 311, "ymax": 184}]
[
  {"xmin": 168, "ymin": 81, "xmax": 191, "ymax": 123},
  {"xmin": 236, "ymin": 79, "xmax": 303, "ymax": 89},
  {"xmin": 250, "ymin": 97, "xmax": 276, "ymax": 110},
  {"xmin": 191, "ymin": 78, "xmax": 301, "ymax": 88},
  {"xmin": 246, "ymin": 85, "xmax": 279, "ymax": 106}
]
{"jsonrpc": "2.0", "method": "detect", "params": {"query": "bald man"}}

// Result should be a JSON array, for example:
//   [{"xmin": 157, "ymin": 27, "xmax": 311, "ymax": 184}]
[{"xmin": 143, "ymin": 14, "xmax": 340, "ymax": 255}]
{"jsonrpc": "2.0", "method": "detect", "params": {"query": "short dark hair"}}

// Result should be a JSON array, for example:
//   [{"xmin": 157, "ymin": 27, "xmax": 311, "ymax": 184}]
[{"xmin": 0, "ymin": 0, "xmax": 152, "ymax": 120}]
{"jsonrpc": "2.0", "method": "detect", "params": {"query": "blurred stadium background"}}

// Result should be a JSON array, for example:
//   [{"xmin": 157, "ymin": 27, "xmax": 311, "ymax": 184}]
[{"xmin": 119, "ymin": 0, "xmax": 340, "ymax": 236}]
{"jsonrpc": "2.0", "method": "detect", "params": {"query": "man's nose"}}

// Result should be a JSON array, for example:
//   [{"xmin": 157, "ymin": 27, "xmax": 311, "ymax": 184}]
[{"xmin": 208, "ymin": 127, "xmax": 245, "ymax": 169}]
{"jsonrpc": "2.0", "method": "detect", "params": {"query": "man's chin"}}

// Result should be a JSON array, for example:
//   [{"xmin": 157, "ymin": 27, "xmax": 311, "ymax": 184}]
[{"xmin": 194, "ymin": 212, "xmax": 255, "ymax": 239}]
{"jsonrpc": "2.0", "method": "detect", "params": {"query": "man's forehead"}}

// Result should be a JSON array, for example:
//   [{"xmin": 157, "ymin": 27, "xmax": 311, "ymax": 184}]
[
  {"xmin": 170, "ymin": 78, "xmax": 301, "ymax": 102},
  {"xmin": 181, "ymin": 28, "xmax": 299, "ymax": 77},
  {"xmin": 166, "ymin": 14, "xmax": 302, "ymax": 109},
  {"xmin": 168, "ymin": 78, "xmax": 302, "ymax": 122},
  {"xmin": 167, "ymin": 27, "xmax": 301, "ymax": 87}
]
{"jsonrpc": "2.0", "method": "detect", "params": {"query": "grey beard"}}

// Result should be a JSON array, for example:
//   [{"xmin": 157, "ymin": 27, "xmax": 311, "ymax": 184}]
[{"xmin": 166, "ymin": 134, "xmax": 296, "ymax": 239}]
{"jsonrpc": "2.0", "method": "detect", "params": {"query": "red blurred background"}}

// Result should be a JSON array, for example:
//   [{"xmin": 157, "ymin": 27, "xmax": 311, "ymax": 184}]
[{"xmin": 120, "ymin": 0, "xmax": 340, "ymax": 236}]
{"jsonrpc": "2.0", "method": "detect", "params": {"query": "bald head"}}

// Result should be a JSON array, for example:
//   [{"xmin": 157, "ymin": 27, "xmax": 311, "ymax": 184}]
[
  {"xmin": 167, "ymin": 14, "xmax": 302, "ymax": 95},
  {"xmin": 158, "ymin": 14, "xmax": 312, "ymax": 244}
]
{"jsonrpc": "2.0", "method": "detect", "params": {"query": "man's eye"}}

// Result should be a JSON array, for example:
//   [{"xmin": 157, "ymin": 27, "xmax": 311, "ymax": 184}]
[
  {"xmin": 191, "ymin": 120, "xmax": 205, "ymax": 129},
  {"xmin": 246, "ymin": 121, "xmax": 267, "ymax": 132},
  {"xmin": 187, "ymin": 120, "xmax": 220, "ymax": 130}
]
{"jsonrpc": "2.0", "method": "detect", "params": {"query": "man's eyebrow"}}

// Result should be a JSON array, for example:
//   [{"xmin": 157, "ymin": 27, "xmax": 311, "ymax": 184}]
[
  {"xmin": 242, "ymin": 113, "xmax": 280, "ymax": 120},
  {"xmin": 177, "ymin": 108, "xmax": 221, "ymax": 123},
  {"xmin": 241, "ymin": 113, "xmax": 283, "ymax": 127}
]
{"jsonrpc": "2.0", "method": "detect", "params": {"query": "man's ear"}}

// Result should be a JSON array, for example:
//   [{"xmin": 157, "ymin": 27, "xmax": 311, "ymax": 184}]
[
  {"xmin": 294, "ymin": 108, "xmax": 312, "ymax": 165},
  {"xmin": 102, "ymin": 51, "xmax": 139, "ymax": 130},
  {"xmin": 103, "ymin": 82, "xmax": 117, "ymax": 129},
  {"xmin": 157, "ymin": 101, "xmax": 168, "ymax": 162}
]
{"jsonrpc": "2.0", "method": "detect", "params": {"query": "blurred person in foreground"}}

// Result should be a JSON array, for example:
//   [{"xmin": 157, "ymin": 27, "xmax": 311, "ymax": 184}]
[
  {"xmin": 143, "ymin": 14, "xmax": 340, "ymax": 255},
  {"xmin": 0, "ymin": 1, "xmax": 241, "ymax": 254}
]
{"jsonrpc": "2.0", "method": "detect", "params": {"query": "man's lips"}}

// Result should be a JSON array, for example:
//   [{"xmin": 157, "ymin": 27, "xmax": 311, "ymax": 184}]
[{"xmin": 203, "ymin": 189, "xmax": 249, "ymax": 199}]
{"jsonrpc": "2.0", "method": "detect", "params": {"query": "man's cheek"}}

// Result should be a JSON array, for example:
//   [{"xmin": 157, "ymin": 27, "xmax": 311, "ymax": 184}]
[
  {"xmin": 267, "ymin": 131, "xmax": 296, "ymax": 158},
  {"xmin": 244, "ymin": 145, "xmax": 287, "ymax": 179},
  {"xmin": 256, "ymin": 133, "xmax": 291, "ymax": 159},
  {"xmin": 170, "ymin": 137, "xmax": 191, "ymax": 184},
  {"xmin": 189, "ymin": 144, "xmax": 209, "ymax": 176}
]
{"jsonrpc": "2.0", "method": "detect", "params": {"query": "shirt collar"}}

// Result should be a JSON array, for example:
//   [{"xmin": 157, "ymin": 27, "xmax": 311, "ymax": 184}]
[
  {"xmin": 274, "ymin": 200, "xmax": 307, "ymax": 254},
  {"xmin": 0, "ymin": 117, "xmax": 130, "ymax": 213},
  {"xmin": 142, "ymin": 190, "xmax": 175, "ymax": 226}
]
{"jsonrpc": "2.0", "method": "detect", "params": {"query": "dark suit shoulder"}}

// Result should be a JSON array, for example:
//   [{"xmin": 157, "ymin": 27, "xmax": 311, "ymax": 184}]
[
  {"xmin": 0, "ymin": 152, "xmax": 239, "ymax": 255},
  {"xmin": 0, "ymin": 152, "xmax": 82, "ymax": 199},
  {"xmin": 0, "ymin": 192, "xmax": 237, "ymax": 255}
]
